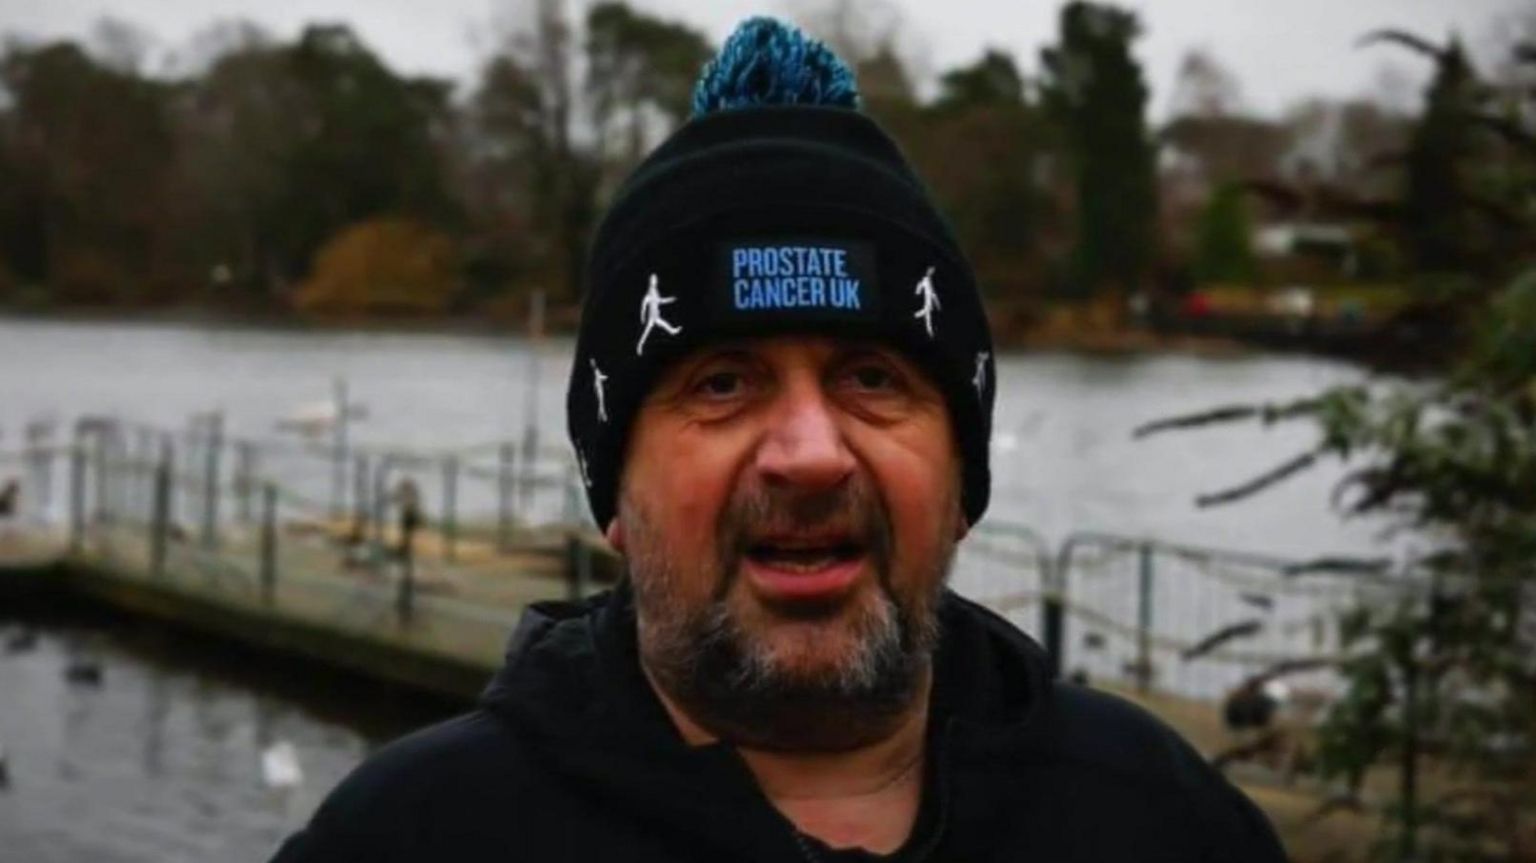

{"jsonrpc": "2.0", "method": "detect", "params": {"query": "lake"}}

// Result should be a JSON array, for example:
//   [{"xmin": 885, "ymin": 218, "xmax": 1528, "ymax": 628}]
[
  {"xmin": 0, "ymin": 605, "xmax": 456, "ymax": 862},
  {"xmin": 0, "ymin": 316, "xmax": 1388, "ymax": 557},
  {"xmin": 0, "ymin": 316, "xmax": 1397, "ymax": 861}
]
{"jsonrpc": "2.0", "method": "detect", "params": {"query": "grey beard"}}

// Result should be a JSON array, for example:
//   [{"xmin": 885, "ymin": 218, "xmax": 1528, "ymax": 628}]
[
  {"xmin": 645, "ymin": 584, "xmax": 941, "ymax": 752},
  {"xmin": 625, "ymin": 481, "xmax": 951, "ymax": 752}
]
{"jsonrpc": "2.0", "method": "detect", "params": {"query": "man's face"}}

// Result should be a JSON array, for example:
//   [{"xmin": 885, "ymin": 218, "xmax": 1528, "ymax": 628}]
[{"xmin": 608, "ymin": 335, "xmax": 965, "ymax": 751}]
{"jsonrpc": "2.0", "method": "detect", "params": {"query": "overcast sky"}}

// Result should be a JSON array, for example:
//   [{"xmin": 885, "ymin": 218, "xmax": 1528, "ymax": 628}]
[{"xmin": 0, "ymin": 0, "xmax": 1525, "ymax": 118}]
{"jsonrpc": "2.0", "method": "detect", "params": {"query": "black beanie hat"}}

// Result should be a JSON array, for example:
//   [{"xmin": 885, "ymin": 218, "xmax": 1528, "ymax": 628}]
[{"xmin": 566, "ymin": 18, "xmax": 994, "ymax": 529}]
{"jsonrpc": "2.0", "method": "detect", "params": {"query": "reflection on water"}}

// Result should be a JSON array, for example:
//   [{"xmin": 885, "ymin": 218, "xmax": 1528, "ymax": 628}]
[{"xmin": 0, "ymin": 604, "xmax": 458, "ymax": 863}]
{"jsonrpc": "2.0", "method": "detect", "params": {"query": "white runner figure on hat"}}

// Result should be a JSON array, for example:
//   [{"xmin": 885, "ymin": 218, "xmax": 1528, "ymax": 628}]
[
  {"xmin": 590, "ymin": 359, "xmax": 609, "ymax": 422},
  {"xmin": 973, "ymin": 351, "xmax": 989, "ymax": 397},
  {"xmin": 914, "ymin": 266, "xmax": 940, "ymax": 338},
  {"xmin": 637, "ymin": 274, "xmax": 682, "ymax": 355}
]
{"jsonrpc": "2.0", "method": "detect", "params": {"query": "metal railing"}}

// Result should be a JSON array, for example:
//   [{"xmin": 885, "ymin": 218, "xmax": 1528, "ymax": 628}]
[
  {"xmin": 2, "ymin": 413, "xmax": 1420, "ymax": 701},
  {"xmin": 3, "ymin": 414, "xmax": 604, "ymax": 673},
  {"xmin": 958, "ymin": 527, "xmax": 1413, "ymax": 699}
]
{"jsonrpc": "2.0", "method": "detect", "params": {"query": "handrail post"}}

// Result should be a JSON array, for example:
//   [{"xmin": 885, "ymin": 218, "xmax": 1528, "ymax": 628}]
[
  {"xmin": 566, "ymin": 532, "xmax": 592, "ymax": 601},
  {"xmin": 260, "ymin": 483, "xmax": 277, "ymax": 604},
  {"xmin": 69, "ymin": 417, "xmax": 116, "ymax": 548},
  {"xmin": 126, "ymin": 428, "xmax": 142, "ymax": 521},
  {"xmin": 331, "ymin": 377, "xmax": 349, "ymax": 522},
  {"xmin": 235, "ymin": 441, "xmax": 255, "ymax": 523},
  {"xmin": 518, "ymin": 427, "xmax": 537, "ymax": 522},
  {"xmin": 371, "ymin": 456, "xmax": 396, "ymax": 567},
  {"xmin": 201, "ymin": 411, "xmax": 223, "ymax": 550},
  {"xmin": 110, "ymin": 426, "xmax": 128, "ymax": 525},
  {"xmin": 136, "ymin": 426, "xmax": 155, "ymax": 520},
  {"xmin": 397, "ymin": 508, "xmax": 416, "ymax": 623},
  {"xmin": 1043, "ymin": 540, "xmax": 1070, "ymax": 680},
  {"xmin": 150, "ymin": 447, "xmax": 171, "ymax": 577},
  {"xmin": 351, "ymin": 453, "xmax": 370, "ymax": 540},
  {"xmin": 68, "ymin": 445, "xmax": 86, "ymax": 554},
  {"xmin": 442, "ymin": 455, "xmax": 458, "ymax": 563},
  {"xmin": 1135, "ymin": 541, "xmax": 1155, "ymax": 694},
  {"xmin": 497, "ymin": 442, "xmax": 514, "ymax": 553},
  {"xmin": 162, "ymin": 435, "xmax": 177, "ymax": 541},
  {"xmin": 24, "ymin": 420, "xmax": 55, "ymax": 526},
  {"xmin": 92, "ymin": 428, "xmax": 108, "ymax": 525}
]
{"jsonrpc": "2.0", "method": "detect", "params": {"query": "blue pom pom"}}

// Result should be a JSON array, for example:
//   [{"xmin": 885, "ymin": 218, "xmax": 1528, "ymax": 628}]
[{"xmin": 692, "ymin": 17, "xmax": 860, "ymax": 117}]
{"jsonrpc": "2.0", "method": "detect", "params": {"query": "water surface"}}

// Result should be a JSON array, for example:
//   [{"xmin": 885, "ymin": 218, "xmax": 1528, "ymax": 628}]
[
  {"xmin": 0, "ymin": 606, "xmax": 455, "ymax": 863},
  {"xmin": 0, "ymin": 316, "xmax": 1404, "ymax": 861},
  {"xmin": 0, "ymin": 316, "xmax": 1389, "ymax": 557}
]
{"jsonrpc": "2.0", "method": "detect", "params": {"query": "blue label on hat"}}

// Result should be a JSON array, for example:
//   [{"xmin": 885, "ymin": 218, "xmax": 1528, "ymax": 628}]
[{"xmin": 715, "ymin": 239, "xmax": 879, "ymax": 322}]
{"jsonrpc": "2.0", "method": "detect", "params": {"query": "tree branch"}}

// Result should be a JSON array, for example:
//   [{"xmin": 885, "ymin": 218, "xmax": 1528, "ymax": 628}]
[
  {"xmin": 1196, "ymin": 448, "xmax": 1323, "ymax": 508},
  {"xmin": 1356, "ymin": 29, "xmax": 1448, "ymax": 62}
]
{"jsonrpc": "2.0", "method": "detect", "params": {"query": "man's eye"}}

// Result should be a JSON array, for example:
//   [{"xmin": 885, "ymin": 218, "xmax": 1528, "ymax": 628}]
[
  {"xmin": 695, "ymin": 370, "xmax": 745, "ymax": 398},
  {"xmin": 846, "ymin": 365, "xmax": 897, "ymax": 392}
]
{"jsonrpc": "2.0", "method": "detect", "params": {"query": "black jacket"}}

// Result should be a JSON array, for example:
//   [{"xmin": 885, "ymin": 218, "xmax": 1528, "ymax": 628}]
[{"xmin": 271, "ymin": 588, "xmax": 1288, "ymax": 862}]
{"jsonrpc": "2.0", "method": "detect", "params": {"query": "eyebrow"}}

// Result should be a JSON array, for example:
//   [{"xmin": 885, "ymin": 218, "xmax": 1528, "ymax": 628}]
[{"xmin": 647, "ymin": 347, "xmax": 754, "ymax": 402}]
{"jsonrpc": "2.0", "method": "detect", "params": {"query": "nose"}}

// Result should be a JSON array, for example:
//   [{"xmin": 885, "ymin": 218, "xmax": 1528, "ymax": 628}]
[{"xmin": 753, "ymin": 375, "xmax": 855, "ymax": 493}]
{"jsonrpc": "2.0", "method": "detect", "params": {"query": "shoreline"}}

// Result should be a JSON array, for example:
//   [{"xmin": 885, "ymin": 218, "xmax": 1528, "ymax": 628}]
[
  {"xmin": 0, "ymin": 305, "xmax": 1260, "ymax": 359},
  {"xmin": 7, "ymin": 304, "xmax": 1436, "ymax": 373}
]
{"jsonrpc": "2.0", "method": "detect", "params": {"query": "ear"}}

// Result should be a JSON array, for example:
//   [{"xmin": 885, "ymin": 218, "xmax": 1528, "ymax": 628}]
[
  {"xmin": 604, "ymin": 517, "xmax": 626, "ymax": 553},
  {"xmin": 952, "ymin": 500, "xmax": 969, "ymax": 542}
]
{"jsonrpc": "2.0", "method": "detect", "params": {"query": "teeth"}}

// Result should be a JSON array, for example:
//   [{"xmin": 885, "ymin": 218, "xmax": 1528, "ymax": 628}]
[
  {"xmin": 758, "ymin": 554, "xmax": 838, "ymax": 572},
  {"xmin": 749, "ymin": 544, "xmax": 859, "ymax": 572}
]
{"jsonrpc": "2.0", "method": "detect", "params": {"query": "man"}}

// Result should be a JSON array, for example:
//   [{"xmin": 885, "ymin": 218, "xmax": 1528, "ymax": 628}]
[{"xmin": 273, "ymin": 18, "xmax": 1286, "ymax": 862}]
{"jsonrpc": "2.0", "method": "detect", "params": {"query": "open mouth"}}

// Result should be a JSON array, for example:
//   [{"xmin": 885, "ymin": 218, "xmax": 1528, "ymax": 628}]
[{"xmin": 744, "ymin": 538, "xmax": 866, "ymax": 573}]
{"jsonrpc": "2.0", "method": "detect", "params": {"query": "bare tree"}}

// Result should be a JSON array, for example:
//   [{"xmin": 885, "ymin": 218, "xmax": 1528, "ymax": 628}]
[
  {"xmin": 88, "ymin": 17, "xmax": 155, "ymax": 75},
  {"xmin": 1168, "ymin": 48, "xmax": 1244, "ymax": 118},
  {"xmin": 789, "ymin": 0, "xmax": 902, "ymax": 63},
  {"xmin": 786, "ymin": 0, "xmax": 932, "ymax": 86}
]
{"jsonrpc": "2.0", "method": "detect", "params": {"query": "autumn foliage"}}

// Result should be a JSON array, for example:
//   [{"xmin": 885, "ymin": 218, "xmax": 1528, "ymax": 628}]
[{"xmin": 294, "ymin": 218, "xmax": 458, "ymax": 318}]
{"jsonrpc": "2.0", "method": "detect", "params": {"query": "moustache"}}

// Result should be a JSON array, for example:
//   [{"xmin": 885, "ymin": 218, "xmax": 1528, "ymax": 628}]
[{"xmin": 714, "ymin": 478, "xmax": 894, "ymax": 599}]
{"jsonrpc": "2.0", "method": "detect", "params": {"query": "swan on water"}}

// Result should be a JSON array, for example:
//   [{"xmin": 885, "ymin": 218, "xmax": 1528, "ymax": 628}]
[
  {"xmin": 262, "ymin": 740, "xmax": 304, "ymax": 789},
  {"xmin": 276, "ymin": 401, "xmax": 369, "ymax": 438}
]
